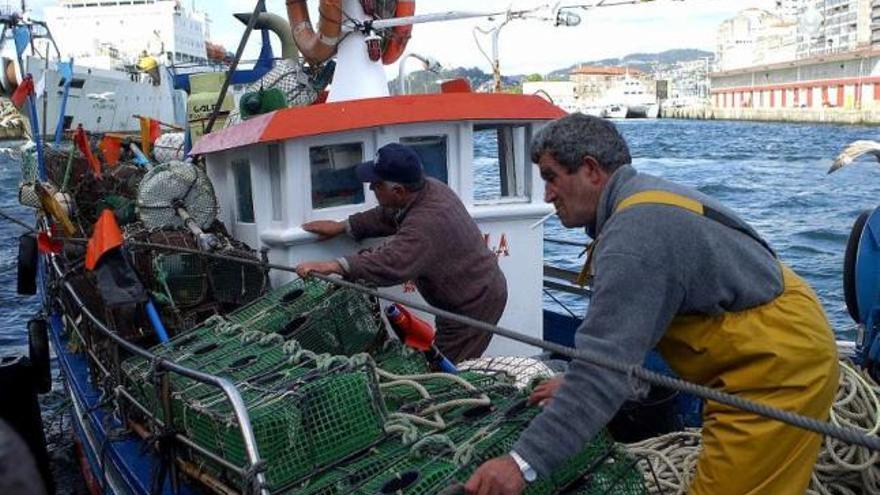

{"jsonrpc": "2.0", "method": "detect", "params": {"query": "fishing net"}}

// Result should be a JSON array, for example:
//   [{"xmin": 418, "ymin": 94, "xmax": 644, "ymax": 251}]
[
  {"xmin": 224, "ymin": 59, "xmax": 319, "ymax": 128},
  {"xmin": 136, "ymin": 161, "xmax": 217, "ymax": 230},
  {"xmin": 459, "ymin": 356, "xmax": 556, "ymax": 390},
  {"xmin": 152, "ymin": 132, "xmax": 186, "ymax": 163}
]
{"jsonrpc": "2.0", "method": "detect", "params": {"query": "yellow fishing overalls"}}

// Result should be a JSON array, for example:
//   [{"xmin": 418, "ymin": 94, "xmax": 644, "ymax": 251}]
[{"xmin": 582, "ymin": 191, "xmax": 839, "ymax": 495}]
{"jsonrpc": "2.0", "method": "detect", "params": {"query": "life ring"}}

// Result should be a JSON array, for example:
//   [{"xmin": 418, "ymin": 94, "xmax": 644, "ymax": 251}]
[
  {"xmin": 27, "ymin": 318, "xmax": 51, "ymax": 394},
  {"xmin": 382, "ymin": 0, "xmax": 415, "ymax": 65},
  {"xmin": 285, "ymin": 0, "xmax": 344, "ymax": 65},
  {"xmin": 17, "ymin": 233, "xmax": 37, "ymax": 296}
]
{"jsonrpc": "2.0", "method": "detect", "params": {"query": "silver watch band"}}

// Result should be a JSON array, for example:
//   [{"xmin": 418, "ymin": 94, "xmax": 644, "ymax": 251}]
[{"xmin": 510, "ymin": 450, "xmax": 537, "ymax": 482}]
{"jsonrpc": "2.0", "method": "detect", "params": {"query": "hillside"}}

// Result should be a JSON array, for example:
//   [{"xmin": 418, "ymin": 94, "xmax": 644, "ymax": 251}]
[{"xmin": 391, "ymin": 48, "xmax": 713, "ymax": 94}]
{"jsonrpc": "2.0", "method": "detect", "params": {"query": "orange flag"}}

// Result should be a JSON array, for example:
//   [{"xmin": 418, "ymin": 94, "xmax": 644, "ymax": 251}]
[
  {"xmin": 10, "ymin": 74, "xmax": 33, "ymax": 109},
  {"xmin": 139, "ymin": 117, "xmax": 161, "ymax": 156},
  {"xmin": 98, "ymin": 135, "xmax": 122, "ymax": 167},
  {"xmin": 85, "ymin": 209, "xmax": 124, "ymax": 270},
  {"xmin": 73, "ymin": 125, "xmax": 102, "ymax": 177}
]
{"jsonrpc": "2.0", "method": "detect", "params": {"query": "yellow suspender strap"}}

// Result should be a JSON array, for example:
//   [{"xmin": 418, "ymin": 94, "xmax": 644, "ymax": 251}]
[
  {"xmin": 616, "ymin": 191, "xmax": 704, "ymax": 215},
  {"xmin": 575, "ymin": 190, "xmax": 773, "ymax": 288}
]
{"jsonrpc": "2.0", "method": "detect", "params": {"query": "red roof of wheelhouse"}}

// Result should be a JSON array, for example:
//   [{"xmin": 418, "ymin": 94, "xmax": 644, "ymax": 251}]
[{"xmin": 191, "ymin": 92, "xmax": 566, "ymax": 155}]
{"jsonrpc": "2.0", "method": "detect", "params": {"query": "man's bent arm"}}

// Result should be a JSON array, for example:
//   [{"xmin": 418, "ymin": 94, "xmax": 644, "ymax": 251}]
[
  {"xmin": 344, "ymin": 224, "xmax": 433, "ymax": 286},
  {"xmin": 348, "ymin": 206, "xmax": 399, "ymax": 241},
  {"xmin": 513, "ymin": 251, "xmax": 684, "ymax": 477}
]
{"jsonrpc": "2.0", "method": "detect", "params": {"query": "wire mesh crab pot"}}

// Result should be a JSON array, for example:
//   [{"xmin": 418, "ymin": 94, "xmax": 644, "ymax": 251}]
[
  {"xmin": 280, "ymin": 287, "xmax": 385, "ymax": 356},
  {"xmin": 120, "ymin": 279, "xmax": 386, "ymax": 424},
  {"xmin": 224, "ymin": 277, "xmax": 335, "ymax": 333},
  {"xmin": 207, "ymin": 238, "xmax": 267, "ymax": 306},
  {"xmin": 371, "ymin": 343, "xmax": 432, "ymax": 376},
  {"xmin": 180, "ymin": 362, "xmax": 387, "ymax": 491}
]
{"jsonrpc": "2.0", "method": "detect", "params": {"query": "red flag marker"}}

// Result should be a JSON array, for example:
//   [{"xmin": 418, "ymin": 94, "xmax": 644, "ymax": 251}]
[
  {"xmin": 85, "ymin": 209, "xmax": 124, "ymax": 270},
  {"xmin": 73, "ymin": 125, "xmax": 102, "ymax": 177}
]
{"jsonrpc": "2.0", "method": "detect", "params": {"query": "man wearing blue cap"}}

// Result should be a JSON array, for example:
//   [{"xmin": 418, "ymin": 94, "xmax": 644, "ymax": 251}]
[{"xmin": 295, "ymin": 143, "xmax": 508, "ymax": 363}]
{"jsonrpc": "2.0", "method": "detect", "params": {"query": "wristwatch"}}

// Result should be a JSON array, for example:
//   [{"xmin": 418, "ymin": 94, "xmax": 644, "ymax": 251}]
[{"xmin": 510, "ymin": 450, "xmax": 537, "ymax": 483}]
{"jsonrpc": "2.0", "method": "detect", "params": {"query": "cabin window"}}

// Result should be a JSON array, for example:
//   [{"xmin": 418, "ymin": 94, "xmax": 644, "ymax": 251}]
[
  {"xmin": 309, "ymin": 142, "xmax": 366, "ymax": 209},
  {"xmin": 232, "ymin": 159, "xmax": 255, "ymax": 223},
  {"xmin": 268, "ymin": 144, "xmax": 283, "ymax": 221},
  {"xmin": 473, "ymin": 124, "xmax": 529, "ymax": 201},
  {"xmin": 400, "ymin": 135, "xmax": 448, "ymax": 184}
]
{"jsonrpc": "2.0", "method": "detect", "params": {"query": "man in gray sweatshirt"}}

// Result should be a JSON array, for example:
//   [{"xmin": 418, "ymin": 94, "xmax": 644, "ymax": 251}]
[
  {"xmin": 465, "ymin": 114, "xmax": 838, "ymax": 495},
  {"xmin": 295, "ymin": 143, "xmax": 507, "ymax": 363}
]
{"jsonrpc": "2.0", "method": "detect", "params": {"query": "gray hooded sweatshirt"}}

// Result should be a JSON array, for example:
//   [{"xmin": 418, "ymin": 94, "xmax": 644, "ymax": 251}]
[{"xmin": 513, "ymin": 164, "xmax": 784, "ymax": 476}]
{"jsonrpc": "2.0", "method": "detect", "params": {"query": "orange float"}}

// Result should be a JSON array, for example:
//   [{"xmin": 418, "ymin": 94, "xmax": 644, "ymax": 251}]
[
  {"xmin": 285, "ymin": 0, "xmax": 344, "ymax": 65},
  {"xmin": 381, "ymin": 0, "xmax": 415, "ymax": 65}
]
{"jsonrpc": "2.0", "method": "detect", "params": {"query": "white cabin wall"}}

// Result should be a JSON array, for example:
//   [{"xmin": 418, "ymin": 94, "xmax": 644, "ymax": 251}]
[
  {"xmin": 211, "ymin": 120, "xmax": 553, "ymax": 358},
  {"xmin": 457, "ymin": 124, "xmax": 474, "ymax": 206},
  {"xmin": 205, "ymin": 151, "xmax": 233, "ymax": 227}
]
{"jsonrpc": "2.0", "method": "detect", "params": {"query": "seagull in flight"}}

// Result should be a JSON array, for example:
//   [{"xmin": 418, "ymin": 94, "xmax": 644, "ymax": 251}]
[
  {"xmin": 829, "ymin": 140, "xmax": 880, "ymax": 174},
  {"xmin": 86, "ymin": 91, "xmax": 115, "ymax": 101}
]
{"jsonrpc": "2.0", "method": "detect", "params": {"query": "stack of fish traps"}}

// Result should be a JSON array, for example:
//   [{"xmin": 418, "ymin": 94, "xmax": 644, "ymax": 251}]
[
  {"xmin": 121, "ymin": 278, "xmax": 648, "ymax": 494},
  {"xmin": 126, "ymin": 225, "xmax": 268, "ymax": 334}
]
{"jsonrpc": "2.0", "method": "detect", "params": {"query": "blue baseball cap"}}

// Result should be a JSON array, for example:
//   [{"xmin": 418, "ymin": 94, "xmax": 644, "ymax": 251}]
[{"xmin": 355, "ymin": 143, "xmax": 424, "ymax": 184}]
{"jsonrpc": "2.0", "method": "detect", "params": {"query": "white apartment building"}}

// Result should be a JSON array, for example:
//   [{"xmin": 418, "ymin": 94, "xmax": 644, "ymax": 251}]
[
  {"xmin": 44, "ymin": 0, "xmax": 209, "ymax": 68},
  {"xmin": 717, "ymin": 9, "xmax": 797, "ymax": 71},
  {"xmin": 717, "ymin": 1, "xmax": 880, "ymax": 72},
  {"xmin": 796, "ymin": 0, "xmax": 873, "ymax": 57}
]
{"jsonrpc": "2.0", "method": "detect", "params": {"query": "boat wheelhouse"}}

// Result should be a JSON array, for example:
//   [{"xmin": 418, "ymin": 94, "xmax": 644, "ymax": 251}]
[{"xmin": 192, "ymin": 90, "xmax": 566, "ymax": 356}]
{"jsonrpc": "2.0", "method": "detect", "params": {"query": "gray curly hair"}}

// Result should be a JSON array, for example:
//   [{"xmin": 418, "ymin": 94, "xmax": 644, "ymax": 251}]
[{"xmin": 530, "ymin": 113, "xmax": 632, "ymax": 174}]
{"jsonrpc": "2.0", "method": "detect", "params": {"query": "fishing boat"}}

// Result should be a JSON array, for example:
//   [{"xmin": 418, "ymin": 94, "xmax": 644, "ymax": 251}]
[
  {"xmin": 5, "ymin": 1, "xmax": 880, "ymax": 495},
  {"xmin": 0, "ymin": 3, "xmax": 280, "ymax": 139}
]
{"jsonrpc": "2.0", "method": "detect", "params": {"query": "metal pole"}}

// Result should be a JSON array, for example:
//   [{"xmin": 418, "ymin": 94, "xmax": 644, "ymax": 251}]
[
  {"xmin": 492, "ymin": 27, "xmax": 502, "ymax": 93},
  {"xmin": 204, "ymin": 0, "xmax": 265, "ymax": 135},
  {"xmin": 40, "ymin": 41, "xmax": 47, "ymax": 139}
]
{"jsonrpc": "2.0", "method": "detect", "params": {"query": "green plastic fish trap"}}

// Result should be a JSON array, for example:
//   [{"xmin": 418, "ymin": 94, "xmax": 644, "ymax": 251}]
[
  {"xmin": 380, "ymin": 370, "xmax": 514, "ymax": 416},
  {"xmin": 284, "ymin": 288, "xmax": 385, "ymax": 355},
  {"xmin": 181, "ymin": 362, "xmax": 387, "ymax": 491},
  {"xmin": 119, "ymin": 278, "xmax": 344, "ymax": 418},
  {"xmin": 206, "ymin": 242, "xmax": 266, "ymax": 306},
  {"xmin": 129, "ymin": 228, "xmax": 266, "ymax": 311},
  {"xmin": 153, "ymin": 251, "xmax": 209, "ymax": 307},
  {"xmin": 225, "ymin": 278, "xmax": 335, "ymax": 333},
  {"xmin": 561, "ymin": 451, "xmax": 648, "ymax": 495},
  {"xmin": 371, "ymin": 343, "xmax": 431, "ymax": 376}
]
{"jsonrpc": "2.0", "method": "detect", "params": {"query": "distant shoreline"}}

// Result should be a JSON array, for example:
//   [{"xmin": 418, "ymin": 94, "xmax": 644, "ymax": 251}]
[{"xmin": 663, "ymin": 106, "xmax": 880, "ymax": 126}]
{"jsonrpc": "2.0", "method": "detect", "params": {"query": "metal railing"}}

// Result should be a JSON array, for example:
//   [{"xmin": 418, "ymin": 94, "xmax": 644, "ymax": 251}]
[{"xmin": 47, "ymin": 254, "xmax": 270, "ymax": 495}]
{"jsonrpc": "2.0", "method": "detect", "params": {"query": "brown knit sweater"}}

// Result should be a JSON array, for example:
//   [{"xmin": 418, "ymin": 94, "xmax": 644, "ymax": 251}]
[{"xmin": 344, "ymin": 178, "xmax": 508, "ymax": 361}]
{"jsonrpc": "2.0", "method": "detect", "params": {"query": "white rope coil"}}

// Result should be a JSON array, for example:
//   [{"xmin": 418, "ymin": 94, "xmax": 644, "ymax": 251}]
[{"xmin": 625, "ymin": 360, "xmax": 880, "ymax": 495}]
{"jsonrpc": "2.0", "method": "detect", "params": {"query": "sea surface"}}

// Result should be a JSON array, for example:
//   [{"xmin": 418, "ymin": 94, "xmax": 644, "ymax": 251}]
[
  {"xmin": 479, "ymin": 118, "xmax": 880, "ymax": 341},
  {"xmin": 0, "ymin": 118, "xmax": 878, "ymax": 490}
]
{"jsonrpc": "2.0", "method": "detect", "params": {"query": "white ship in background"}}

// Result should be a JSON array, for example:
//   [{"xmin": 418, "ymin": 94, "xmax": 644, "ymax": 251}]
[
  {"xmin": 604, "ymin": 73, "xmax": 659, "ymax": 118},
  {"xmin": 525, "ymin": 65, "xmax": 659, "ymax": 119},
  {"xmin": 0, "ymin": 0, "xmax": 234, "ymax": 135}
]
